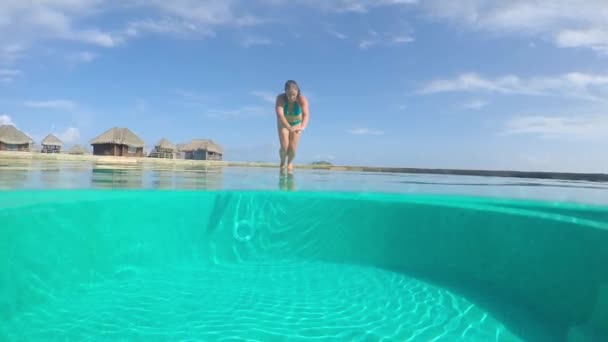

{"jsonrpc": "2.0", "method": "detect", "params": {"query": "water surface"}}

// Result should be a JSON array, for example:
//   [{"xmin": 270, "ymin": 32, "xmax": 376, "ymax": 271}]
[{"xmin": 1, "ymin": 160, "xmax": 606, "ymax": 205}]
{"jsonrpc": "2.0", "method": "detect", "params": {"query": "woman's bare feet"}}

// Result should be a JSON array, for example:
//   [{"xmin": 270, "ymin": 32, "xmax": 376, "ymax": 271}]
[{"xmin": 287, "ymin": 163, "xmax": 294, "ymax": 171}]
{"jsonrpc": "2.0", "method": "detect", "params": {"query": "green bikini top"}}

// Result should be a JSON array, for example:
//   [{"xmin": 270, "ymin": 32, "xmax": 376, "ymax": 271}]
[{"xmin": 283, "ymin": 95, "xmax": 302, "ymax": 116}]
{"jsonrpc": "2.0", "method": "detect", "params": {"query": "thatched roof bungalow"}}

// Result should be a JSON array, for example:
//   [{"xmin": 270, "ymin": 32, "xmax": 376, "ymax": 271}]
[
  {"xmin": 149, "ymin": 138, "xmax": 176, "ymax": 159},
  {"xmin": 90, "ymin": 127, "xmax": 145, "ymax": 157},
  {"xmin": 0, "ymin": 125, "xmax": 33, "ymax": 152},
  {"xmin": 41, "ymin": 134, "xmax": 63, "ymax": 153},
  {"xmin": 180, "ymin": 139, "xmax": 223, "ymax": 161}
]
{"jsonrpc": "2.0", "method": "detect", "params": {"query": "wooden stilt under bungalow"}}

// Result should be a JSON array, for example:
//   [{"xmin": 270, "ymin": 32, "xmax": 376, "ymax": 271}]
[
  {"xmin": 149, "ymin": 138, "xmax": 176, "ymax": 159},
  {"xmin": 41, "ymin": 134, "xmax": 63, "ymax": 153}
]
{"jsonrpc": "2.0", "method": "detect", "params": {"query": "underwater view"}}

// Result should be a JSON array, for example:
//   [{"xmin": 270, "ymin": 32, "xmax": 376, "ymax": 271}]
[{"xmin": 1, "ymin": 161, "xmax": 607, "ymax": 341}]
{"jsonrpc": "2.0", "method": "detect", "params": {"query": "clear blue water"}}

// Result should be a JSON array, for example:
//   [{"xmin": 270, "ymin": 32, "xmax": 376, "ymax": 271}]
[
  {"xmin": 1, "ymin": 160, "xmax": 607, "ymax": 204},
  {"xmin": 1, "ymin": 159, "xmax": 607, "ymax": 341}
]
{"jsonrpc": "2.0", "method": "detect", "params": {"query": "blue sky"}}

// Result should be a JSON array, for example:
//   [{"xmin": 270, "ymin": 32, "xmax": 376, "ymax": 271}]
[{"xmin": 1, "ymin": 0, "xmax": 607, "ymax": 172}]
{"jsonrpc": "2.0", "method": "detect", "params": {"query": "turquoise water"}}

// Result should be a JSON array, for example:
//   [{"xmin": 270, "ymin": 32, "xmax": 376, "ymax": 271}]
[
  {"xmin": 1, "ymin": 161, "xmax": 608, "ymax": 341},
  {"xmin": 1, "ymin": 160, "xmax": 608, "ymax": 204}
]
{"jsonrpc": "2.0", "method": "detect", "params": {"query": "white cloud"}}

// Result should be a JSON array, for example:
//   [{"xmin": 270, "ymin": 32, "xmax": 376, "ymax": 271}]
[
  {"xmin": 76, "ymin": 51, "xmax": 96, "ymax": 62},
  {"xmin": 420, "ymin": 0, "xmax": 608, "ymax": 55},
  {"xmin": 501, "ymin": 114, "xmax": 608, "ymax": 140},
  {"xmin": 418, "ymin": 72, "xmax": 608, "ymax": 101},
  {"xmin": 67, "ymin": 51, "xmax": 97, "ymax": 64},
  {"xmin": 123, "ymin": 1, "xmax": 265, "ymax": 40},
  {"xmin": 56, "ymin": 127, "xmax": 81, "ymax": 144},
  {"xmin": 391, "ymin": 35, "xmax": 415, "ymax": 44},
  {"xmin": 0, "ymin": 69, "xmax": 21, "ymax": 83},
  {"xmin": 23, "ymin": 99, "xmax": 78, "ymax": 110},
  {"xmin": 0, "ymin": 0, "xmax": 418, "ymax": 64},
  {"xmin": 419, "ymin": 73, "xmax": 532, "ymax": 94},
  {"xmin": 327, "ymin": 29, "xmax": 348, "ymax": 40},
  {"xmin": 461, "ymin": 99, "xmax": 488, "ymax": 110},
  {"xmin": 349, "ymin": 128, "xmax": 385, "ymax": 135},
  {"xmin": 241, "ymin": 36, "xmax": 273, "ymax": 48},
  {"xmin": 142, "ymin": 1, "xmax": 256, "ymax": 27},
  {"xmin": 0, "ymin": 1, "xmax": 266, "ymax": 64},
  {"xmin": 0, "ymin": 0, "xmax": 122, "ymax": 54},
  {"xmin": 359, "ymin": 30, "xmax": 414, "ymax": 49},
  {"xmin": 251, "ymin": 91, "xmax": 276, "ymax": 103},
  {"xmin": 0, "ymin": 114, "xmax": 15, "ymax": 126},
  {"xmin": 0, "ymin": 44, "xmax": 24, "ymax": 64},
  {"xmin": 359, "ymin": 39, "xmax": 376, "ymax": 49},
  {"xmin": 556, "ymin": 28, "xmax": 608, "ymax": 54},
  {"xmin": 68, "ymin": 29, "xmax": 122, "ymax": 47},
  {"xmin": 293, "ymin": 0, "xmax": 418, "ymax": 13},
  {"xmin": 125, "ymin": 18, "xmax": 216, "ymax": 39}
]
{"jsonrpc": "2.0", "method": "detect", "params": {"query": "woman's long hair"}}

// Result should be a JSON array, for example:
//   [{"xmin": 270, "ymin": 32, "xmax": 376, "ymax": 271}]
[{"xmin": 284, "ymin": 80, "xmax": 301, "ymax": 97}]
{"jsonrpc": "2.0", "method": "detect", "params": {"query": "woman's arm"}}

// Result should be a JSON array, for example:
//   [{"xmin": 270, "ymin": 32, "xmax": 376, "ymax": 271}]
[
  {"xmin": 275, "ymin": 94, "xmax": 293, "ymax": 129},
  {"xmin": 299, "ymin": 95, "xmax": 309, "ymax": 129}
]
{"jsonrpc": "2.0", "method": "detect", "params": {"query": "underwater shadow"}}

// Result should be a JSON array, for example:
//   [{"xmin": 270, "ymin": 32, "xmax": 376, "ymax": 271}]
[{"xmin": 386, "ymin": 267, "xmax": 568, "ymax": 342}]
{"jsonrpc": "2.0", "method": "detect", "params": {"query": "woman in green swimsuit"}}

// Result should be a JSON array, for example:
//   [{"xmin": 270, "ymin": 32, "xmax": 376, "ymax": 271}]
[{"xmin": 276, "ymin": 80, "xmax": 309, "ymax": 170}]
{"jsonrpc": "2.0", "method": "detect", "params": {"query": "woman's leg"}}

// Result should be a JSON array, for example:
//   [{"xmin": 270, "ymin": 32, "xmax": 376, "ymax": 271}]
[
  {"xmin": 287, "ymin": 130, "xmax": 301, "ymax": 170},
  {"xmin": 278, "ymin": 125, "xmax": 290, "ymax": 168}
]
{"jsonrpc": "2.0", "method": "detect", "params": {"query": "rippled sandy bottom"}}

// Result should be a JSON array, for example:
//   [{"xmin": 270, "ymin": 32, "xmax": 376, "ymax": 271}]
[{"xmin": 2, "ymin": 262, "xmax": 521, "ymax": 341}]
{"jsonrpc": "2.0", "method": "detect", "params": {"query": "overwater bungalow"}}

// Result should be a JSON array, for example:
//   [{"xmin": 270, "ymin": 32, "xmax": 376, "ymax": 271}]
[
  {"xmin": 90, "ymin": 127, "xmax": 144, "ymax": 157},
  {"xmin": 149, "ymin": 138, "xmax": 176, "ymax": 159},
  {"xmin": 40, "ymin": 134, "xmax": 63, "ymax": 153},
  {"xmin": 0, "ymin": 125, "xmax": 33, "ymax": 151},
  {"xmin": 180, "ymin": 139, "xmax": 223, "ymax": 161}
]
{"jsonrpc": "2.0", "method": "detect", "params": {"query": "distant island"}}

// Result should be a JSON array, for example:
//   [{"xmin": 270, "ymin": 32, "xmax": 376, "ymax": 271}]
[{"xmin": 311, "ymin": 161, "xmax": 333, "ymax": 166}]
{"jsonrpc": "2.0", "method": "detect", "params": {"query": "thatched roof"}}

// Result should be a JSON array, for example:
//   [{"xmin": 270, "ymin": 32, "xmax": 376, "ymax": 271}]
[
  {"xmin": 90, "ymin": 127, "xmax": 144, "ymax": 148},
  {"xmin": 69, "ymin": 144, "xmax": 88, "ymax": 154},
  {"xmin": 0, "ymin": 125, "xmax": 33, "ymax": 145},
  {"xmin": 180, "ymin": 139, "xmax": 223, "ymax": 154},
  {"xmin": 155, "ymin": 138, "xmax": 175, "ymax": 150},
  {"xmin": 41, "ymin": 134, "xmax": 63, "ymax": 147}
]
